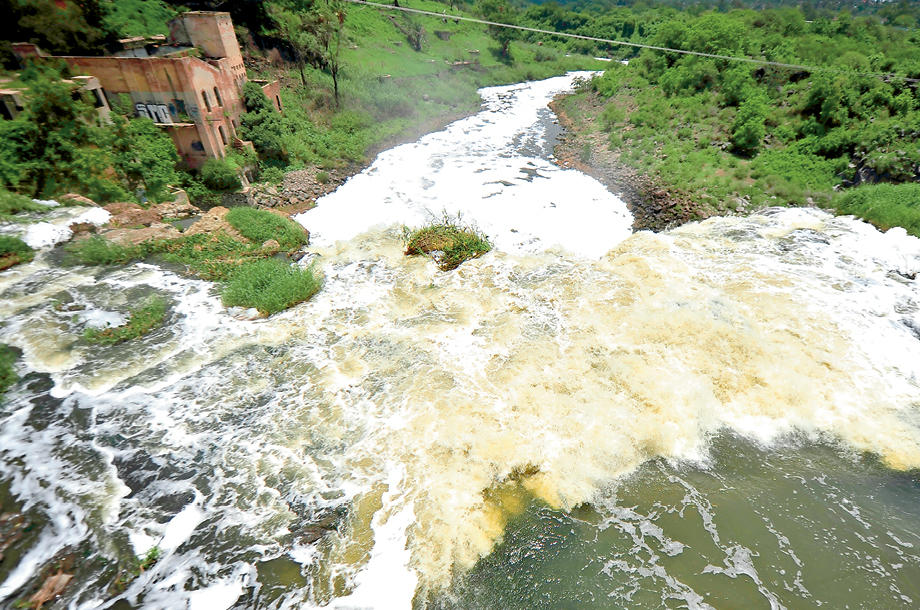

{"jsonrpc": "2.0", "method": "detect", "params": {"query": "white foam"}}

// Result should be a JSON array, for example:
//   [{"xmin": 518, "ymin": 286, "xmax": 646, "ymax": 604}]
[
  {"xmin": 295, "ymin": 72, "xmax": 632, "ymax": 259},
  {"xmin": 21, "ymin": 206, "xmax": 110, "ymax": 249}
]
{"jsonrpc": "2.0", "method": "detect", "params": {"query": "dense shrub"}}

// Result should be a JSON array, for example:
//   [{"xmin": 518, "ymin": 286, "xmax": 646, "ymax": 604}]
[
  {"xmin": 200, "ymin": 159, "xmax": 241, "ymax": 192},
  {"xmin": 225, "ymin": 208, "xmax": 309, "ymax": 250},
  {"xmin": 222, "ymin": 259, "xmax": 322, "ymax": 315}
]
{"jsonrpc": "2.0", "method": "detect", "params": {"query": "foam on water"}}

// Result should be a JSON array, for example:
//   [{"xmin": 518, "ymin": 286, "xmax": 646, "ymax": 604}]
[
  {"xmin": 1, "ymin": 73, "xmax": 920, "ymax": 609},
  {"xmin": 294, "ymin": 72, "xmax": 632, "ymax": 258}
]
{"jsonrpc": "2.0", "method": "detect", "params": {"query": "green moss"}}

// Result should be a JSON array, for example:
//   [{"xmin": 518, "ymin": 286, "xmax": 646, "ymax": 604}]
[
  {"xmin": 68, "ymin": 236, "xmax": 144, "ymax": 265},
  {"xmin": 83, "ymin": 297, "xmax": 167, "ymax": 345},
  {"xmin": 404, "ymin": 215, "xmax": 492, "ymax": 271},
  {"xmin": 224, "ymin": 208, "xmax": 310, "ymax": 251},
  {"xmin": 0, "ymin": 235, "xmax": 35, "ymax": 270},
  {"xmin": 222, "ymin": 259, "xmax": 322, "ymax": 315}
]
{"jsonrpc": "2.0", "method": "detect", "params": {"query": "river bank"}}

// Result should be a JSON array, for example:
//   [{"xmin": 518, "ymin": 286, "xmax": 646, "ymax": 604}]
[{"xmin": 549, "ymin": 90, "xmax": 718, "ymax": 233}]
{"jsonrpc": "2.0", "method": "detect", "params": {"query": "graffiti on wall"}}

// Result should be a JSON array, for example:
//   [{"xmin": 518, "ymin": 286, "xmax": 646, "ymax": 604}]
[{"xmin": 135, "ymin": 103, "xmax": 172, "ymax": 124}]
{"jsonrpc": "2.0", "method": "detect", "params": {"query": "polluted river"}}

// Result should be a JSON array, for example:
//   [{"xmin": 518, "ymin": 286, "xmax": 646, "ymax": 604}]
[{"xmin": 2, "ymin": 72, "xmax": 920, "ymax": 609}]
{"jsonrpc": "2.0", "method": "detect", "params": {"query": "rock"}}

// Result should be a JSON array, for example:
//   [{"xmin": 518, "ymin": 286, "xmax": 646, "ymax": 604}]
[
  {"xmin": 110, "ymin": 207, "xmax": 162, "ymax": 228},
  {"xmin": 185, "ymin": 206, "xmax": 247, "ymax": 242},
  {"xmin": 227, "ymin": 306, "xmax": 262, "ymax": 320},
  {"xmin": 153, "ymin": 197, "xmax": 201, "ymax": 220},
  {"xmin": 102, "ymin": 224, "xmax": 181, "ymax": 246},
  {"xmin": 103, "ymin": 202, "xmax": 143, "ymax": 215},
  {"xmin": 261, "ymin": 239, "xmax": 281, "ymax": 254},
  {"xmin": 68, "ymin": 221, "xmax": 96, "ymax": 235},
  {"xmin": 29, "ymin": 570, "xmax": 73, "ymax": 608},
  {"xmin": 58, "ymin": 193, "xmax": 97, "ymax": 206}
]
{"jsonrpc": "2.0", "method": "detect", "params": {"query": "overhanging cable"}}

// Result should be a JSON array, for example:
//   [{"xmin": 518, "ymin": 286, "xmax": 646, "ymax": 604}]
[{"xmin": 345, "ymin": 0, "xmax": 920, "ymax": 83}]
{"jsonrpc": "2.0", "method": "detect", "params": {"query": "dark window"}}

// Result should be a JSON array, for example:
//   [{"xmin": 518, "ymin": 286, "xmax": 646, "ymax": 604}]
[
  {"xmin": 201, "ymin": 90, "xmax": 211, "ymax": 112},
  {"xmin": 0, "ymin": 102, "xmax": 13, "ymax": 121},
  {"xmin": 275, "ymin": 95, "xmax": 281, "ymax": 111},
  {"xmin": 218, "ymin": 125, "xmax": 227, "ymax": 146},
  {"xmin": 213, "ymin": 86, "xmax": 222, "ymax": 107},
  {"xmin": 93, "ymin": 89, "xmax": 106, "ymax": 108},
  {"xmin": 191, "ymin": 141, "xmax": 205, "ymax": 152}
]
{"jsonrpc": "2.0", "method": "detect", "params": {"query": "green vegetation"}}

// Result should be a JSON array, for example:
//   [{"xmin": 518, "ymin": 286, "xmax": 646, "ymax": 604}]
[
  {"xmin": 103, "ymin": 0, "xmax": 176, "ymax": 37},
  {"xmin": 404, "ymin": 214, "xmax": 491, "ymax": 270},
  {"xmin": 0, "ymin": 235, "xmax": 35, "ymax": 270},
  {"xmin": 222, "ymin": 258, "xmax": 322, "ymax": 315},
  {"xmin": 200, "ymin": 159, "xmax": 242, "ymax": 192},
  {"xmin": 68, "ymin": 236, "xmax": 143, "ymax": 265},
  {"xmin": 835, "ymin": 183, "xmax": 920, "ymax": 236},
  {"xmin": 83, "ymin": 297, "xmax": 167, "ymax": 345},
  {"xmin": 545, "ymin": 3, "xmax": 920, "ymax": 230},
  {"xmin": 0, "ymin": 188, "xmax": 47, "ymax": 219},
  {"xmin": 113, "ymin": 546, "xmax": 161, "ymax": 592},
  {"xmin": 225, "ymin": 208, "xmax": 310, "ymax": 250},
  {"xmin": 0, "ymin": 345, "xmax": 19, "ymax": 397}
]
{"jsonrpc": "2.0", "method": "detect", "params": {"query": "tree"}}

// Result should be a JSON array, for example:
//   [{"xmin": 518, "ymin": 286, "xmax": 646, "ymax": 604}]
[
  {"xmin": 477, "ymin": 0, "xmax": 517, "ymax": 59},
  {"xmin": 238, "ymin": 82, "xmax": 287, "ymax": 160},
  {"xmin": 110, "ymin": 117, "xmax": 180, "ymax": 203},
  {"xmin": 268, "ymin": 0, "xmax": 347, "ymax": 105},
  {"xmin": 731, "ymin": 92, "xmax": 768, "ymax": 154}
]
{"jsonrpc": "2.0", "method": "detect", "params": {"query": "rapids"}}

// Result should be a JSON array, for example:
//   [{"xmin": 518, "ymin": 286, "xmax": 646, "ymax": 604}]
[{"xmin": 1, "ymin": 73, "xmax": 919, "ymax": 609}]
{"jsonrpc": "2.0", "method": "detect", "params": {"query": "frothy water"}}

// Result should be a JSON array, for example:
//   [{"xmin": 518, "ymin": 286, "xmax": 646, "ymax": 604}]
[{"xmin": 1, "ymin": 73, "xmax": 920, "ymax": 609}]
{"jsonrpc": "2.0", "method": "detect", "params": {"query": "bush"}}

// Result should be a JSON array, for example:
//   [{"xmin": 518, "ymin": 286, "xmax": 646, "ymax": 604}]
[
  {"xmin": 404, "ymin": 214, "xmax": 492, "ymax": 271},
  {"xmin": 221, "ymin": 259, "xmax": 321, "ymax": 315},
  {"xmin": 200, "ymin": 159, "xmax": 241, "ymax": 191},
  {"xmin": 0, "ymin": 235, "xmax": 35, "ymax": 270},
  {"xmin": 84, "ymin": 297, "xmax": 167, "ymax": 345},
  {"xmin": 224, "ymin": 208, "xmax": 309, "ymax": 250}
]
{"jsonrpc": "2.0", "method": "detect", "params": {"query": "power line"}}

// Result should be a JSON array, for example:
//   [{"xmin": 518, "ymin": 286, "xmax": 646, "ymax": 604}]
[{"xmin": 344, "ymin": 0, "xmax": 920, "ymax": 83}]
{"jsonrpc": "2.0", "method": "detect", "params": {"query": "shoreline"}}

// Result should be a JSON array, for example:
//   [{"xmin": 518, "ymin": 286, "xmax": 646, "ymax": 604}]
[{"xmin": 548, "ymin": 91, "xmax": 708, "ymax": 233}]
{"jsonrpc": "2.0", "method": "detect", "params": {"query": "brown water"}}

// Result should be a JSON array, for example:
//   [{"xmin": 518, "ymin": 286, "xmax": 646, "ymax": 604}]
[{"xmin": 1, "ymin": 74, "xmax": 919, "ymax": 609}]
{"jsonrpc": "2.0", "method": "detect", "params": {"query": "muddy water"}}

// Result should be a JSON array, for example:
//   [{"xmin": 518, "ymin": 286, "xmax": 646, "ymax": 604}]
[{"xmin": 1, "ymin": 73, "xmax": 920, "ymax": 609}]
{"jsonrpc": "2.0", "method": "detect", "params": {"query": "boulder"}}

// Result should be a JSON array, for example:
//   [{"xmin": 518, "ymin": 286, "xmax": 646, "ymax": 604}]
[
  {"xmin": 185, "ymin": 206, "xmax": 247, "ymax": 242},
  {"xmin": 103, "ymin": 202, "xmax": 143, "ymax": 215},
  {"xmin": 153, "ymin": 198, "xmax": 201, "ymax": 220},
  {"xmin": 58, "ymin": 193, "xmax": 97, "ymax": 206},
  {"xmin": 109, "ymin": 207, "xmax": 162, "ymax": 228},
  {"xmin": 102, "ymin": 223, "xmax": 181, "ymax": 246},
  {"xmin": 261, "ymin": 239, "xmax": 280, "ymax": 254}
]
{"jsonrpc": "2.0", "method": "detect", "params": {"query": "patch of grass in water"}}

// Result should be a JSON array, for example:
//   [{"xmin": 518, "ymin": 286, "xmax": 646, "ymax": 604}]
[
  {"xmin": 0, "ymin": 235, "xmax": 35, "ymax": 270},
  {"xmin": 0, "ymin": 188, "xmax": 48, "ymax": 220},
  {"xmin": 83, "ymin": 297, "xmax": 167, "ymax": 345},
  {"xmin": 222, "ymin": 258, "xmax": 322, "ymax": 316},
  {"xmin": 67, "ymin": 235, "xmax": 144, "ymax": 265},
  {"xmin": 0, "ymin": 345, "xmax": 19, "ymax": 397},
  {"xmin": 404, "ymin": 214, "xmax": 491, "ymax": 271}
]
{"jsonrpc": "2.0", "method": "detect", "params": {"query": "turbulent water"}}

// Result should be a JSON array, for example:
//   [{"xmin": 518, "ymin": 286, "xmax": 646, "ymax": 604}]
[{"xmin": 1, "ymin": 73, "xmax": 920, "ymax": 609}]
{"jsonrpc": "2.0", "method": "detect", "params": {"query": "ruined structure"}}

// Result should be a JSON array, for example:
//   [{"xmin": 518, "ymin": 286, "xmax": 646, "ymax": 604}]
[{"xmin": 12, "ymin": 12, "xmax": 281, "ymax": 168}]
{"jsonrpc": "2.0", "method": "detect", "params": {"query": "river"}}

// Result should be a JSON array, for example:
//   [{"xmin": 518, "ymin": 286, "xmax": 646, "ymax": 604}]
[{"xmin": 1, "ymin": 73, "xmax": 919, "ymax": 609}]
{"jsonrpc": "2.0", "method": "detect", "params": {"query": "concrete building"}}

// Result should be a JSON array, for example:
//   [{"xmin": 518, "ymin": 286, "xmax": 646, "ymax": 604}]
[
  {"xmin": 12, "ymin": 11, "xmax": 281, "ymax": 168},
  {"xmin": 0, "ymin": 75, "xmax": 111, "ymax": 123}
]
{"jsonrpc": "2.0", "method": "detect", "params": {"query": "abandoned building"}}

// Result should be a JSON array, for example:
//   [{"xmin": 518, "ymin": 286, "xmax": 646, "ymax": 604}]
[{"xmin": 11, "ymin": 11, "xmax": 281, "ymax": 168}]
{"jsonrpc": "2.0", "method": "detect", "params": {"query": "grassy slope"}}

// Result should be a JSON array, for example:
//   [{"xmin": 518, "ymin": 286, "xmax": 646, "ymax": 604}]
[{"xmin": 249, "ymin": 0, "xmax": 607, "ymax": 169}]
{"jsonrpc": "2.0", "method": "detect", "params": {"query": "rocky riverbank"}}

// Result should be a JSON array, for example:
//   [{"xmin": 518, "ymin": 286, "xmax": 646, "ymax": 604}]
[{"xmin": 549, "ymin": 92, "xmax": 709, "ymax": 233}]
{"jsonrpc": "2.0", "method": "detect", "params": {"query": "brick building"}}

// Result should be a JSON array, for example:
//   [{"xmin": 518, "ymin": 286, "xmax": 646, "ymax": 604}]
[{"xmin": 12, "ymin": 11, "xmax": 281, "ymax": 168}]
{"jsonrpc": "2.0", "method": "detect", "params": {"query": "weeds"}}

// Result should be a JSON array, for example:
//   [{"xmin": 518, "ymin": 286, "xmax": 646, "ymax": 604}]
[
  {"xmin": 404, "ymin": 213, "xmax": 491, "ymax": 271},
  {"xmin": 0, "ymin": 345, "xmax": 19, "ymax": 397},
  {"xmin": 834, "ymin": 183, "xmax": 920, "ymax": 237},
  {"xmin": 0, "ymin": 236, "xmax": 35, "ymax": 270},
  {"xmin": 68, "ymin": 236, "xmax": 144, "ymax": 265},
  {"xmin": 222, "ymin": 259, "xmax": 322, "ymax": 315},
  {"xmin": 83, "ymin": 297, "xmax": 167, "ymax": 345}
]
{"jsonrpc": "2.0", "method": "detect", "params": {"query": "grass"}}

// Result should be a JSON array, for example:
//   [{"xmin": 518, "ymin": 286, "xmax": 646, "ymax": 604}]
[
  {"xmin": 224, "ymin": 208, "xmax": 310, "ymax": 250},
  {"xmin": 0, "ymin": 188, "xmax": 48, "ymax": 220},
  {"xmin": 221, "ymin": 258, "xmax": 322, "ymax": 315},
  {"xmin": 0, "ymin": 235, "xmax": 35, "ymax": 270},
  {"xmin": 404, "ymin": 214, "xmax": 491, "ymax": 271},
  {"xmin": 834, "ymin": 183, "xmax": 920, "ymax": 237},
  {"xmin": 0, "ymin": 345, "xmax": 18, "ymax": 397},
  {"xmin": 83, "ymin": 297, "xmax": 167, "ymax": 345},
  {"xmin": 68, "ymin": 236, "xmax": 144, "ymax": 265}
]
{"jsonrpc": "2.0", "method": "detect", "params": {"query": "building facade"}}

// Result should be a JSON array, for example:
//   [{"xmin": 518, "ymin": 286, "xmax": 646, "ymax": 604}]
[{"xmin": 12, "ymin": 11, "xmax": 281, "ymax": 168}]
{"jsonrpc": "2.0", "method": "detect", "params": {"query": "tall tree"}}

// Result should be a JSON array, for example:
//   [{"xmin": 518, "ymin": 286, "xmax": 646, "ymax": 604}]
[
  {"xmin": 476, "ymin": 0, "xmax": 516, "ymax": 59},
  {"xmin": 268, "ymin": 0, "xmax": 346, "ymax": 106}
]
